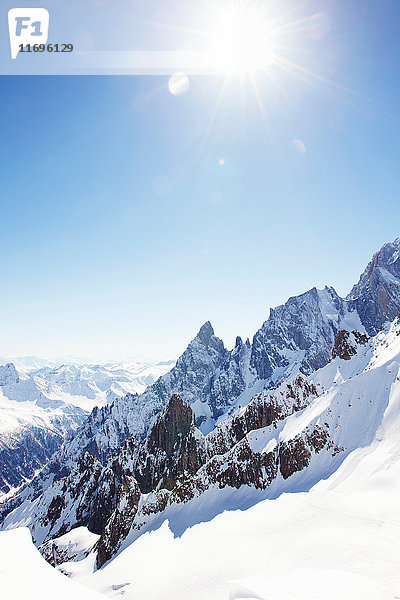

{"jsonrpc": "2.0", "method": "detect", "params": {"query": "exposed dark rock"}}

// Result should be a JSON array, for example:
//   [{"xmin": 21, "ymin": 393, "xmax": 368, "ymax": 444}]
[
  {"xmin": 279, "ymin": 424, "xmax": 330, "ymax": 480},
  {"xmin": 279, "ymin": 437, "xmax": 311, "ymax": 480},
  {"xmin": 96, "ymin": 475, "xmax": 141, "ymax": 569},
  {"xmin": 207, "ymin": 376, "xmax": 318, "ymax": 457},
  {"xmin": 332, "ymin": 330, "xmax": 369, "ymax": 361},
  {"xmin": 36, "ymin": 452, "xmax": 122, "ymax": 542},
  {"xmin": 211, "ymin": 441, "xmax": 277, "ymax": 490},
  {"xmin": 135, "ymin": 394, "xmax": 206, "ymax": 493},
  {"xmin": 147, "ymin": 394, "xmax": 193, "ymax": 456},
  {"xmin": 306, "ymin": 425, "xmax": 330, "ymax": 453}
]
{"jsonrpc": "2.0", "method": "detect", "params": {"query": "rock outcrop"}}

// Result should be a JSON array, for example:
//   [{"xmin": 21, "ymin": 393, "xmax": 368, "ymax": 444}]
[
  {"xmin": 135, "ymin": 394, "xmax": 206, "ymax": 493},
  {"xmin": 331, "ymin": 330, "xmax": 369, "ymax": 361}
]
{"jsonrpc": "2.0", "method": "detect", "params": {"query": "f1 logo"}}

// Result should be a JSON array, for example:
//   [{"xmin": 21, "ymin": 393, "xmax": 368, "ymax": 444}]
[{"xmin": 8, "ymin": 8, "xmax": 49, "ymax": 59}]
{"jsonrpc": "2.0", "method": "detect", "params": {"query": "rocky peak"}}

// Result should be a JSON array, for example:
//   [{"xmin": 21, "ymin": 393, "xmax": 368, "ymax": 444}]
[
  {"xmin": 250, "ymin": 285, "xmax": 348, "ymax": 381},
  {"xmin": 196, "ymin": 321, "xmax": 214, "ymax": 346},
  {"xmin": 175, "ymin": 321, "xmax": 226, "ymax": 370},
  {"xmin": 354, "ymin": 239, "xmax": 400, "ymax": 282},
  {"xmin": 235, "ymin": 336, "xmax": 243, "ymax": 348},
  {"xmin": 347, "ymin": 237, "xmax": 400, "ymax": 334},
  {"xmin": 331, "ymin": 330, "xmax": 369, "ymax": 361}
]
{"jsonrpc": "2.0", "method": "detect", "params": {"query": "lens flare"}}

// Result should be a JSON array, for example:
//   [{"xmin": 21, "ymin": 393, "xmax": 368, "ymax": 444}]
[
  {"xmin": 201, "ymin": 155, "xmax": 242, "ymax": 177},
  {"xmin": 168, "ymin": 73, "xmax": 190, "ymax": 96},
  {"xmin": 292, "ymin": 139, "xmax": 306, "ymax": 155}
]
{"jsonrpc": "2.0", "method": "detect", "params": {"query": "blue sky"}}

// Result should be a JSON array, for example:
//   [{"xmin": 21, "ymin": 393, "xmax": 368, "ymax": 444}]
[{"xmin": 1, "ymin": 0, "xmax": 400, "ymax": 360}]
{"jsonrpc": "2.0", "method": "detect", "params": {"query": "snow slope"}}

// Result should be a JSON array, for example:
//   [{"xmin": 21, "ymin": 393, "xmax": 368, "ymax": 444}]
[
  {"xmin": 40, "ymin": 526, "xmax": 100, "ymax": 566},
  {"xmin": 73, "ymin": 435, "xmax": 400, "ymax": 600},
  {"xmin": 0, "ymin": 528, "xmax": 104, "ymax": 600}
]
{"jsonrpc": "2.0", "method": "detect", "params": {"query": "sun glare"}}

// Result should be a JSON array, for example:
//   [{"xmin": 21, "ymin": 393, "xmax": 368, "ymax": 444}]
[
  {"xmin": 163, "ymin": 1, "xmax": 337, "ymax": 140},
  {"xmin": 210, "ymin": 7, "xmax": 275, "ymax": 73}
]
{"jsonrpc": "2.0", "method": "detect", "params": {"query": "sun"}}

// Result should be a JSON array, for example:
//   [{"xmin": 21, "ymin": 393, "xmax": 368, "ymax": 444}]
[
  {"xmin": 160, "ymin": 0, "xmax": 339, "ymax": 134},
  {"xmin": 209, "ymin": 4, "xmax": 275, "ymax": 73}
]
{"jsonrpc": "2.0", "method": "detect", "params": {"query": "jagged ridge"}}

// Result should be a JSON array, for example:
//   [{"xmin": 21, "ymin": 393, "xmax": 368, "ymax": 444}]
[{"xmin": 2, "ymin": 237, "xmax": 400, "ymax": 566}]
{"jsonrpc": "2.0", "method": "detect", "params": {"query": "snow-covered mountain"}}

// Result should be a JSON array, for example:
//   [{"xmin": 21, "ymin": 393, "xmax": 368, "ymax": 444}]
[
  {"xmin": 58, "ymin": 319, "xmax": 400, "ymax": 600},
  {"xmin": 0, "ymin": 363, "xmax": 86, "ymax": 499},
  {"xmin": 40, "ymin": 318, "xmax": 400, "ymax": 568},
  {"xmin": 1, "ymin": 237, "xmax": 400, "ymax": 562},
  {"xmin": 4, "ymin": 313, "xmax": 399, "ymax": 599},
  {"xmin": 0, "ymin": 360, "xmax": 174, "ymax": 499},
  {"xmin": 2, "ymin": 311, "xmax": 400, "ymax": 599}
]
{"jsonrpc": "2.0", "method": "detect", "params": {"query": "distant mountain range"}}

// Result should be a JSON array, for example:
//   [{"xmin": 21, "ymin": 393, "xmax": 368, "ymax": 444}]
[
  {"xmin": 1, "ymin": 237, "xmax": 400, "ymax": 574},
  {"xmin": 0, "ymin": 360, "xmax": 175, "ymax": 498}
]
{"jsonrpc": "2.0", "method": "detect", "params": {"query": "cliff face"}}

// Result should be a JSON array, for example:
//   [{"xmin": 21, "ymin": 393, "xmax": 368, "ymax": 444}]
[{"xmin": 135, "ymin": 394, "xmax": 206, "ymax": 493}]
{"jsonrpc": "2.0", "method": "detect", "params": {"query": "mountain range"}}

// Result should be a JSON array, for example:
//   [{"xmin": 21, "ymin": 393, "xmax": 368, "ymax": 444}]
[{"xmin": 1, "ymin": 237, "xmax": 400, "ymax": 580}]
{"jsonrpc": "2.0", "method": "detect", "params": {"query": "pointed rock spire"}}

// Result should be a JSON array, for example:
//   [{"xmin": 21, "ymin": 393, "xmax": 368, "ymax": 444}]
[
  {"xmin": 196, "ymin": 321, "xmax": 214, "ymax": 346},
  {"xmin": 235, "ymin": 336, "xmax": 243, "ymax": 348}
]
